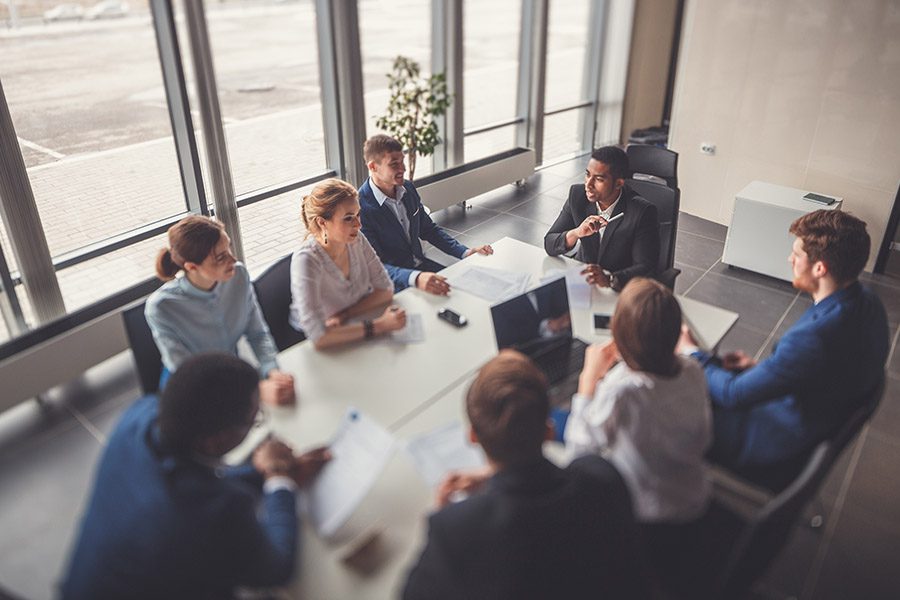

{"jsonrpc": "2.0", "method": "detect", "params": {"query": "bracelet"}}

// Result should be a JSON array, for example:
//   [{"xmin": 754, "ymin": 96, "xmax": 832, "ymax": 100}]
[{"xmin": 363, "ymin": 319, "xmax": 375, "ymax": 340}]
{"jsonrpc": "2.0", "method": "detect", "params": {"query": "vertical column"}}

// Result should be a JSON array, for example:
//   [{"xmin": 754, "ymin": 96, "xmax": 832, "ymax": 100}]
[
  {"xmin": 150, "ymin": 0, "xmax": 209, "ymax": 217},
  {"xmin": 431, "ymin": 0, "xmax": 465, "ymax": 171},
  {"xmin": 183, "ymin": 0, "xmax": 244, "ymax": 261},
  {"xmin": 580, "ymin": 0, "xmax": 608, "ymax": 151},
  {"xmin": 515, "ymin": 0, "xmax": 549, "ymax": 165},
  {"xmin": 316, "ymin": 0, "xmax": 368, "ymax": 186},
  {"xmin": 0, "ymin": 79, "xmax": 65, "ymax": 324}
]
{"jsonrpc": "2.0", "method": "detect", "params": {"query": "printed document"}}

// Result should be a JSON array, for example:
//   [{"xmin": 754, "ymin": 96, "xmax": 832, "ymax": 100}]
[
  {"xmin": 390, "ymin": 313, "xmax": 425, "ymax": 344},
  {"xmin": 405, "ymin": 421, "xmax": 486, "ymax": 488},
  {"xmin": 301, "ymin": 409, "xmax": 395, "ymax": 538},
  {"xmin": 448, "ymin": 265, "xmax": 533, "ymax": 303}
]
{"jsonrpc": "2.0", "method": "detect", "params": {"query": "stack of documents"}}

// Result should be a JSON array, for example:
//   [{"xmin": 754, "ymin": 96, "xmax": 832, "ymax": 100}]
[{"xmin": 447, "ymin": 265, "xmax": 533, "ymax": 303}]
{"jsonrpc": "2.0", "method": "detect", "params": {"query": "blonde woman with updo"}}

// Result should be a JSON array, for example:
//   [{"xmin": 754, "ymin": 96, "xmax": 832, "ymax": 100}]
[
  {"xmin": 145, "ymin": 215, "xmax": 295, "ymax": 405},
  {"xmin": 290, "ymin": 178, "xmax": 406, "ymax": 350}
]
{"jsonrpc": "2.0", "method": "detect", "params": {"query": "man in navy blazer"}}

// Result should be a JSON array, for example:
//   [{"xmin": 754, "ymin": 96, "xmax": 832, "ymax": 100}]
[
  {"xmin": 544, "ymin": 146, "xmax": 659, "ymax": 291},
  {"xmin": 61, "ymin": 353, "xmax": 330, "ymax": 599},
  {"xmin": 403, "ymin": 350, "xmax": 648, "ymax": 599},
  {"xmin": 679, "ymin": 210, "xmax": 888, "ymax": 469},
  {"xmin": 359, "ymin": 134, "xmax": 493, "ymax": 294}
]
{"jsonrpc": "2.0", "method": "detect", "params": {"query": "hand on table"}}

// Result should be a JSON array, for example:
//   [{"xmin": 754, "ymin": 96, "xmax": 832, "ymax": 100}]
[
  {"xmin": 375, "ymin": 305, "xmax": 407, "ymax": 333},
  {"xmin": 260, "ymin": 369, "xmax": 296, "ymax": 406},
  {"xmin": 416, "ymin": 272, "xmax": 450, "ymax": 295},
  {"xmin": 253, "ymin": 438, "xmax": 296, "ymax": 478},
  {"xmin": 581, "ymin": 264, "xmax": 611, "ymax": 288},
  {"xmin": 464, "ymin": 244, "xmax": 494, "ymax": 257},
  {"xmin": 291, "ymin": 446, "xmax": 332, "ymax": 487},
  {"xmin": 675, "ymin": 324, "xmax": 700, "ymax": 355},
  {"xmin": 436, "ymin": 465, "xmax": 495, "ymax": 508},
  {"xmin": 577, "ymin": 340, "xmax": 619, "ymax": 397}
]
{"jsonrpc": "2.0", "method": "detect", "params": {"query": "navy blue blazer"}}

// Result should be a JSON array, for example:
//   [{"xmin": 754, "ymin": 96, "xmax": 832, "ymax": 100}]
[
  {"xmin": 359, "ymin": 178, "xmax": 468, "ymax": 291},
  {"xmin": 61, "ymin": 396, "xmax": 298, "ymax": 599},
  {"xmin": 695, "ymin": 282, "xmax": 888, "ymax": 466},
  {"xmin": 403, "ymin": 456, "xmax": 649, "ymax": 600}
]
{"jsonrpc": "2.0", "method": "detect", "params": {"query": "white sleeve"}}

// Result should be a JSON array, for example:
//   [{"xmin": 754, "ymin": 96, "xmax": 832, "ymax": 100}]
[{"xmin": 289, "ymin": 250, "xmax": 328, "ymax": 342}]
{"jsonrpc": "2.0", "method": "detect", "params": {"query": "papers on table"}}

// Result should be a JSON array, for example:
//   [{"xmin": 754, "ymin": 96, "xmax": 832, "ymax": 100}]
[
  {"xmin": 389, "ymin": 313, "xmax": 425, "ymax": 344},
  {"xmin": 447, "ymin": 265, "xmax": 533, "ymax": 303},
  {"xmin": 404, "ymin": 421, "xmax": 486, "ymax": 488},
  {"xmin": 301, "ymin": 408, "xmax": 395, "ymax": 538}
]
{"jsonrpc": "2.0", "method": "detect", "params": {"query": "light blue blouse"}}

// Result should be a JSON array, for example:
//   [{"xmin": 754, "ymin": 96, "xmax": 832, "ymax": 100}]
[{"xmin": 145, "ymin": 262, "xmax": 279, "ymax": 377}]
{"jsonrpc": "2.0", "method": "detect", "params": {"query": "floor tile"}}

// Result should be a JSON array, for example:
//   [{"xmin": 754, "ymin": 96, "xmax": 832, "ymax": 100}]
[
  {"xmin": 839, "ymin": 430, "xmax": 900, "ymax": 518},
  {"xmin": 757, "ymin": 295, "xmax": 810, "ymax": 358},
  {"xmin": 869, "ymin": 374, "xmax": 900, "ymax": 440},
  {"xmin": 716, "ymin": 322, "xmax": 771, "ymax": 358},
  {"xmin": 887, "ymin": 326, "xmax": 900, "ymax": 379},
  {"xmin": 674, "ymin": 231, "xmax": 725, "ymax": 271},
  {"xmin": 467, "ymin": 182, "xmax": 540, "ymax": 213},
  {"xmin": 464, "ymin": 213, "xmax": 548, "ymax": 248},
  {"xmin": 673, "ymin": 262, "xmax": 706, "ymax": 296},
  {"xmin": 0, "ymin": 423, "xmax": 102, "ymax": 600},
  {"xmin": 677, "ymin": 212, "xmax": 728, "ymax": 242},
  {"xmin": 538, "ymin": 156, "xmax": 587, "ymax": 179},
  {"xmin": 708, "ymin": 262, "xmax": 798, "ymax": 296},
  {"xmin": 507, "ymin": 193, "xmax": 565, "ymax": 227},
  {"xmin": 807, "ymin": 507, "xmax": 900, "ymax": 600},
  {"xmin": 862, "ymin": 278, "xmax": 900, "ymax": 328},
  {"xmin": 429, "ymin": 204, "xmax": 500, "ymax": 233},
  {"xmin": 683, "ymin": 272, "xmax": 796, "ymax": 334},
  {"xmin": 757, "ymin": 523, "xmax": 822, "ymax": 599}
]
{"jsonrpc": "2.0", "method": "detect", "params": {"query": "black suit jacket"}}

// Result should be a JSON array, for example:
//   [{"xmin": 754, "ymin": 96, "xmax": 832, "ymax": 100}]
[
  {"xmin": 544, "ymin": 185, "xmax": 659, "ymax": 288},
  {"xmin": 403, "ymin": 456, "xmax": 649, "ymax": 600}
]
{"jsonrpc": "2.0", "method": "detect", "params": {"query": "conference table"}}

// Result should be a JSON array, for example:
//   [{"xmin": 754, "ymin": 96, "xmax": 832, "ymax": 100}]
[{"xmin": 258, "ymin": 237, "xmax": 738, "ymax": 599}]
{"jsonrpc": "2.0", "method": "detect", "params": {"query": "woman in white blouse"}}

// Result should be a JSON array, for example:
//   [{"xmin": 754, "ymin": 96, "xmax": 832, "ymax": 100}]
[
  {"xmin": 289, "ymin": 178, "xmax": 406, "ymax": 350},
  {"xmin": 564, "ymin": 277, "xmax": 712, "ymax": 525}
]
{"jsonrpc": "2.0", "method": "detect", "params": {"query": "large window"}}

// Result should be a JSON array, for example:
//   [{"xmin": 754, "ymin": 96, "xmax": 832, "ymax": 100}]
[{"xmin": 462, "ymin": 0, "xmax": 522, "ymax": 162}]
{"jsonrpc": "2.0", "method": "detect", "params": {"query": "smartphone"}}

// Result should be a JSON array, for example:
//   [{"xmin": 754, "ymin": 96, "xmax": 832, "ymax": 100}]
[
  {"xmin": 593, "ymin": 313, "xmax": 611, "ymax": 332},
  {"xmin": 803, "ymin": 192, "xmax": 836, "ymax": 205},
  {"xmin": 438, "ymin": 308, "xmax": 468, "ymax": 328}
]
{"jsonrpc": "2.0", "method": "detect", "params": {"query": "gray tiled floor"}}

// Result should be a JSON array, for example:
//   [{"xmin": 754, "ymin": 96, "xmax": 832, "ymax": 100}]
[{"xmin": 0, "ymin": 157, "xmax": 899, "ymax": 599}]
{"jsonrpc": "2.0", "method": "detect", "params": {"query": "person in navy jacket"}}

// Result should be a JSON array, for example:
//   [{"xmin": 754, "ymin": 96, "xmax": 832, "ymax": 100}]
[
  {"xmin": 358, "ymin": 134, "xmax": 493, "ymax": 294},
  {"xmin": 679, "ymin": 210, "xmax": 888, "ymax": 469},
  {"xmin": 61, "ymin": 353, "xmax": 330, "ymax": 599}
]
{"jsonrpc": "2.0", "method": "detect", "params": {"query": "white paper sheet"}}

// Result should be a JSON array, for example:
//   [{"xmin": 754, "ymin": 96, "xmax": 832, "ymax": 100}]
[
  {"xmin": 404, "ymin": 421, "xmax": 486, "ymax": 488},
  {"xmin": 448, "ymin": 266, "xmax": 533, "ymax": 303},
  {"xmin": 300, "ymin": 409, "xmax": 395, "ymax": 538},
  {"xmin": 542, "ymin": 266, "xmax": 591, "ymax": 310},
  {"xmin": 389, "ymin": 313, "xmax": 425, "ymax": 344}
]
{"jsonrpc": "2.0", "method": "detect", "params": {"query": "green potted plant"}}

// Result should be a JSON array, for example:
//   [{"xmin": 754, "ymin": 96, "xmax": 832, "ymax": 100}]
[{"xmin": 375, "ymin": 55, "xmax": 452, "ymax": 181}]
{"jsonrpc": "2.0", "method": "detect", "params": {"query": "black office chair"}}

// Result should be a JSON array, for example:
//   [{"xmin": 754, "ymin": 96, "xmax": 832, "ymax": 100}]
[
  {"xmin": 122, "ymin": 300, "xmax": 163, "ymax": 395},
  {"xmin": 253, "ymin": 254, "xmax": 306, "ymax": 352},
  {"xmin": 680, "ymin": 378, "xmax": 886, "ymax": 599},
  {"xmin": 626, "ymin": 143, "xmax": 678, "ymax": 190},
  {"xmin": 626, "ymin": 178, "xmax": 681, "ymax": 289}
]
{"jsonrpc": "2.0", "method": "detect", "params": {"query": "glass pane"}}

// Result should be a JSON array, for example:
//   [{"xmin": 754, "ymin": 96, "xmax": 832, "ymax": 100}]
[
  {"xmin": 0, "ymin": 1, "xmax": 187, "ymax": 311},
  {"xmin": 239, "ymin": 188, "xmax": 313, "ymax": 276},
  {"xmin": 545, "ymin": 0, "xmax": 591, "ymax": 111},
  {"xmin": 359, "ymin": 0, "xmax": 433, "ymax": 179},
  {"xmin": 543, "ymin": 107, "xmax": 590, "ymax": 163},
  {"xmin": 465, "ymin": 125, "xmax": 517, "ymax": 163},
  {"xmin": 56, "ymin": 233, "xmax": 168, "ymax": 313},
  {"xmin": 463, "ymin": 0, "xmax": 521, "ymax": 130},
  {"xmin": 201, "ymin": 1, "xmax": 328, "ymax": 196}
]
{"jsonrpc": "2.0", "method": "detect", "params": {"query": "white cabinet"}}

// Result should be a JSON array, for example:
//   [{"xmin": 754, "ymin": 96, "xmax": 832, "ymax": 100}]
[{"xmin": 722, "ymin": 181, "xmax": 842, "ymax": 282}]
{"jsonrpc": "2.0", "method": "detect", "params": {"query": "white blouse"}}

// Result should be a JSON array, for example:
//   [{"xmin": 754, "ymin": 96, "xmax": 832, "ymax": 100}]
[
  {"xmin": 289, "ymin": 233, "xmax": 392, "ymax": 342},
  {"xmin": 565, "ymin": 356, "xmax": 712, "ymax": 523}
]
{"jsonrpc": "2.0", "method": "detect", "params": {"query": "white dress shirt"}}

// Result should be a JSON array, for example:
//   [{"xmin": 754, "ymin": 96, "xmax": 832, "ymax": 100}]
[{"xmin": 565, "ymin": 356, "xmax": 712, "ymax": 523}]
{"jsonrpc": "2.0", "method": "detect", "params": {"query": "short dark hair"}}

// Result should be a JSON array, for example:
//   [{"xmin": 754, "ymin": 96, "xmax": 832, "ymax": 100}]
[
  {"xmin": 789, "ymin": 210, "xmax": 870, "ymax": 285},
  {"xmin": 612, "ymin": 277, "xmax": 682, "ymax": 376},
  {"xmin": 364, "ymin": 134, "xmax": 404, "ymax": 163},
  {"xmin": 590, "ymin": 146, "xmax": 630, "ymax": 181},
  {"xmin": 466, "ymin": 350, "xmax": 549, "ymax": 466},
  {"xmin": 158, "ymin": 353, "xmax": 260, "ymax": 454}
]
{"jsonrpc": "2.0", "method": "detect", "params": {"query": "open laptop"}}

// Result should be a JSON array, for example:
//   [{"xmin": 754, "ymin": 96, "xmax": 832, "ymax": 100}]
[{"xmin": 490, "ymin": 277, "xmax": 588, "ymax": 403}]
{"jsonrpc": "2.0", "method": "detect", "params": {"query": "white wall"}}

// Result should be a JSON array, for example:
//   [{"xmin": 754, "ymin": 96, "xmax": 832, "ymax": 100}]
[{"xmin": 669, "ymin": 0, "xmax": 900, "ymax": 270}]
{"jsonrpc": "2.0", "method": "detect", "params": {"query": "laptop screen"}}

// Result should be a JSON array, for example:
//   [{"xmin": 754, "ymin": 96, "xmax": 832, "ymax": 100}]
[{"xmin": 490, "ymin": 277, "xmax": 572, "ymax": 355}]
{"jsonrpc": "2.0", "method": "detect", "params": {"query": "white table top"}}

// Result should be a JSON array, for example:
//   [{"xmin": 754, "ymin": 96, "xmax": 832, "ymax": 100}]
[
  {"xmin": 735, "ymin": 180, "xmax": 843, "ymax": 212},
  {"xmin": 264, "ymin": 237, "xmax": 738, "ymax": 599}
]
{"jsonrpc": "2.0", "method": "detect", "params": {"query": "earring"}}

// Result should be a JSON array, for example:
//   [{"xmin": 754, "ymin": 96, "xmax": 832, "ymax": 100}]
[{"xmin": 323, "ymin": 229, "xmax": 328, "ymax": 245}]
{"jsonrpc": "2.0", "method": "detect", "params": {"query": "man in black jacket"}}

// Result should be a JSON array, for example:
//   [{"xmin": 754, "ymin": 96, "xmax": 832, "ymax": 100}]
[
  {"xmin": 403, "ymin": 350, "xmax": 648, "ymax": 600},
  {"xmin": 544, "ymin": 146, "xmax": 659, "ymax": 291}
]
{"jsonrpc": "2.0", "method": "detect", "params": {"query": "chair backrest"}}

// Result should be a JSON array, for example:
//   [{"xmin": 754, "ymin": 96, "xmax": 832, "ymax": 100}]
[
  {"xmin": 253, "ymin": 254, "xmax": 306, "ymax": 352},
  {"xmin": 716, "ymin": 378, "xmax": 886, "ymax": 598},
  {"xmin": 625, "ymin": 179, "xmax": 680, "ymax": 274},
  {"xmin": 122, "ymin": 301, "xmax": 162, "ymax": 395},
  {"xmin": 626, "ymin": 144, "xmax": 678, "ymax": 190}
]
